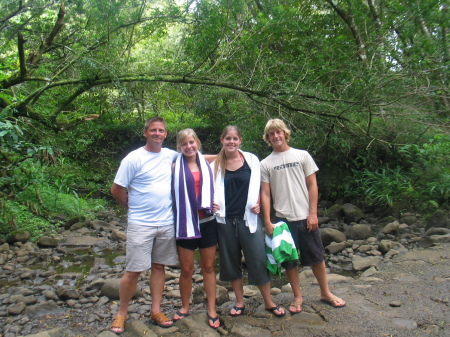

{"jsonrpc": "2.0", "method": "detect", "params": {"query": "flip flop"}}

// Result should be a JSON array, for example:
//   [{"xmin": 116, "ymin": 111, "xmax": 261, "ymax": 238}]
[
  {"xmin": 265, "ymin": 305, "xmax": 286, "ymax": 317},
  {"xmin": 173, "ymin": 310, "xmax": 189, "ymax": 321},
  {"xmin": 150, "ymin": 312, "xmax": 174, "ymax": 328},
  {"xmin": 289, "ymin": 301, "xmax": 303, "ymax": 314},
  {"xmin": 230, "ymin": 305, "xmax": 245, "ymax": 316},
  {"xmin": 320, "ymin": 296, "xmax": 346, "ymax": 308},
  {"xmin": 207, "ymin": 313, "xmax": 221, "ymax": 329}
]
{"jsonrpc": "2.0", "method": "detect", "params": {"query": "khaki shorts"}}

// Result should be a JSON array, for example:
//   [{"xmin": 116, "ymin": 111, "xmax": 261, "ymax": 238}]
[{"xmin": 125, "ymin": 223, "xmax": 178, "ymax": 272}]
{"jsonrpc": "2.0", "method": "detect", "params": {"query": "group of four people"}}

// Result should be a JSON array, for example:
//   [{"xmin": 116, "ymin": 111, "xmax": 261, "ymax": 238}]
[{"xmin": 109, "ymin": 117, "xmax": 345, "ymax": 334}]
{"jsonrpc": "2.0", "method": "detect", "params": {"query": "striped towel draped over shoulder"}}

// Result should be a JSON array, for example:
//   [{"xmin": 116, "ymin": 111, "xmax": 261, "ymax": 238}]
[{"xmin": 173, "ymin": 153, "xmax": 214, "ymax": 240}]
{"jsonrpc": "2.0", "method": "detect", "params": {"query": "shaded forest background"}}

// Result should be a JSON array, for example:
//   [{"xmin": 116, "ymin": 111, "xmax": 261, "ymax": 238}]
[{"xmin": 1, "ymin": 0, "xmax": 449, "ymax": 239}]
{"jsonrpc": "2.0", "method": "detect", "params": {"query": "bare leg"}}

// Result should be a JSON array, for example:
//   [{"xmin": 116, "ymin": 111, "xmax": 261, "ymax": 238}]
[
  {"xmin": 111, "ymin": 271, "xmax": 140, "ymax": 333},
  {"xmin": 312, "ymin": 261, "xmax": 345, "ymax": 306},
  {"xmin": 258, "ymin": 281, "xmax": 285, "ymax": 315},
  {"xmin": 174, "ymin": 246, "xmax": 194, "ymax": 320},
  {"xmin": 150, "ymin": 263, "xmax": 173, "ymax": 325},
  {"xmin": 200, "ymin": 245, "xmax": 220, "ymax": 328},
  {"xmin": 285, "ymin": 266, "xmax": 303, "ymax": 313},
  {"xmin": 229, "ymin": 278, "xmax": 245, "ymax": 315}
]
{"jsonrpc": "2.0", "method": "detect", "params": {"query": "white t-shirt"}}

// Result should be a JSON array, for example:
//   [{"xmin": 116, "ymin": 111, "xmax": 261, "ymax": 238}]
[
  {"xmin": 114, "ymin": 147, "xmax": 178, "ymax": 226},
  {"xmin": 260, "ymin": 148, "xmax": 318, "ymax": 221}
]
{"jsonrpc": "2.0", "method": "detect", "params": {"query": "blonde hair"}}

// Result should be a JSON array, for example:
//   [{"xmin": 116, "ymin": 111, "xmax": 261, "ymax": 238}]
[
  {"xmin": 263, "ymin": 118, "xmax": 291, "ymax": 145},
  {"xmin": 214, "ymin": 125, "xmax": 242, "ymax": 179},
  {"xmin": 176, "ymin": 128, "xmax": 202, "ymax": 152}
]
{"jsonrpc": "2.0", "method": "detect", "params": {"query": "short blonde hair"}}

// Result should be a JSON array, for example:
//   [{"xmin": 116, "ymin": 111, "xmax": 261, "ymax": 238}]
[
  {"xmin": 263, "ymin": 119, "xmax": 291, "ymax": 145},
  {"xmin": 176, "ymin": 128, "xmax": 202, "ymax": 152}
]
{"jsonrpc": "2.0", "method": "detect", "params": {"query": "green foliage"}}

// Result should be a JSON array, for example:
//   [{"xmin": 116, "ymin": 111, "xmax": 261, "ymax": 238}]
[{"xmin": 341, "ymin": 134, "xmax": 450, "ymax": 211}]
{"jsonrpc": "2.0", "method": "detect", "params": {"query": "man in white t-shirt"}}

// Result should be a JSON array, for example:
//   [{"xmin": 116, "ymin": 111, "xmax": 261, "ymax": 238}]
[
  {"xmin": 110, "ymin": 117, "xmax": 178, "ymax": 333},
  {"xmin": 260, "ymin": 119, "xmax": 346, "ymax": 315}
]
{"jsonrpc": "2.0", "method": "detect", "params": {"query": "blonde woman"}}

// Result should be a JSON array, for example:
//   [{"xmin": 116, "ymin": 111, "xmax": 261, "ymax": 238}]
[
  {"xmin": 212, "ymin": 126, "xmax": 285, "ymax": 318},
  {"xmin": 172, "ymin": 128, "xmax": 221, "ymax": 329}
]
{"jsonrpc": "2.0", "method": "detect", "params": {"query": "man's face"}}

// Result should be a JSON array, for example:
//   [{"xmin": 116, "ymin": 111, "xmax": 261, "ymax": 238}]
[
  {"xmin": 143, "ymin": 121, "xmax": 167, "ymax": 145},
  {"xmin": 268, "ymin": 129, "xmax": 286, "ymax": 147}
]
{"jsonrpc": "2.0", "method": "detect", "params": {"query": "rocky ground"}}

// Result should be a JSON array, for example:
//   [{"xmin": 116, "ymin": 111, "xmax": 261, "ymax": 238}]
[{"xmin": 0, "ymin": 205, "xmax": 449, "ymax": 337}]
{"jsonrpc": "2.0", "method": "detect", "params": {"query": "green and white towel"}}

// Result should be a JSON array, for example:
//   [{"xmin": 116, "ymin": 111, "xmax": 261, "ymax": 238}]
[{"xmin": 265, "ymin": 221, "xmax": 298, "ymax": 277}]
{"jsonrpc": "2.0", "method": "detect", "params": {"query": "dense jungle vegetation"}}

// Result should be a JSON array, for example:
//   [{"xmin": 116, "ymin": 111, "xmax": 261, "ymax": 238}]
[{"xmin": 1, "ymin": 0, "xmax": 449, "ymax": 240}]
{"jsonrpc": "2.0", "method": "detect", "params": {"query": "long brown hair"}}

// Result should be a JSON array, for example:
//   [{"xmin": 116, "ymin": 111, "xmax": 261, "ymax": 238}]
[{"xmin": 214, "ymin": 125, "xmax": 242, "ymax": 179}]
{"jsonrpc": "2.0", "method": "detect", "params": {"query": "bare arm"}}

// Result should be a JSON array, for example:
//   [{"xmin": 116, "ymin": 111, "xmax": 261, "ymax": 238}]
[
  {"xmin": 305, "ymin": 173, "xmax": 318, "ymax": 232},
  {"xmin": 261, "ymin": 182, "xmax": 274, "ymax": 236},
  {"xmin": 204, "ymin": 154, "xmax": 217, "ymax": 163},
  {"xmin": 111, "ymin": 183, "xmax": 128, "ymax": 209}
]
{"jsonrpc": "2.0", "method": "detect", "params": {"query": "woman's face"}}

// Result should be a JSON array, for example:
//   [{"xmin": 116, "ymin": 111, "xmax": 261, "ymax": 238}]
[
  {"xmin": 221, "ymin": 129, "xmax": 242, "ymax": 154},
  {"xmin": 179, "ymin": 135, "xmax": 199, "ymax": 159}
]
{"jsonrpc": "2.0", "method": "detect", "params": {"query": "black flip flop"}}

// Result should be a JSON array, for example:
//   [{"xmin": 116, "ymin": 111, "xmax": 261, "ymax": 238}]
[
  {"xmin": 230, "ymin": 305, "xmax": 245, "ymax": 316},
  {"xmin": 265, "ymin": 305, "xmax": 286, "ymax": 317}
]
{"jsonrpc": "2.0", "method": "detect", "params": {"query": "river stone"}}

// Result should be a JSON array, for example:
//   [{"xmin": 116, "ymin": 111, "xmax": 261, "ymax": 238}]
[
  {"xmin": 21, "ymin": 327, "xmax": 77, "ymax": 337},
  {"xmin": 352, "ymin": 255, "xmax": 382, "ymax": 271},
  {"xmin": 6, "ymin": 230, "xmax": 31, "ymax": 244},
  {"xmin": 37, "ymin": 236, "xmax": 59, "ymax": 248},
  {"xmin": 7, "ymin": 302, "xmax": 26, "ymax": 315},
  {"xmin": 56, "ymin": 286, "xmax": 81, "ymax": 300},
  {"xmin": 62, "ymin": 236, "xmax": 110, "ymax": 247},
  {"xmin": 399, "ymin": 215, "xmax": 417, "ymax": 225},
  {"xmin": 90, "ymin": 220, "xmax": 119, "ymax": 232},
  {"xmin": 125, "ymin": 320, "xmax": 159, "ymax": 337},
  {"xmin": 321, "ymin": 228, "xmax": 346, "ymax": 246},
  {"xmin": 0, "ymin": 242, "xmax": 9, "ymax": 252},
  {"xmin": 391, "ymin": 318, "xmax": 418, "ymax": 329},
  {"xmin": 378, "ymin": 240, "xmax": 396, "ymax": 254},
  {"xmin": 324, "ymin": 204, "xmax": 342, "ymax": 220},
  {"xmin": 231, "ymin": 323, "xmax": 272, "ymax": 337},
  {"xmin": 326, "ymin": 242, "xmax": 346, "ymax": 254},
  {"xmin": 425, "ymin": 210, "xmax": 450, "ymax": 230},
  {"xmin": 344, "ymin": 224, "xmax": 372, "ymax": 240},
  {"xmin": 341, "ymin": 203, "xmax": 365, "ymax": 223},
  {"xmin": 382, "ymin": 221, "xmax": 400, "ymax": 234},
  {"xmin": 111, "ymin": 229, "xmax": 126, "ymax": 241},
  {"xmin": 424, "ymin": 227, "xmax": 450, "ymax": 236},
  {"xmin": 418, "ymin": 234, "xmax": 450, "ymax": 248},
  {"xmin": 64, "ymin": 216, "xmax": 86, "ymax": 230},
  {"xmin": 100, "ymin": 278, "xmax": 142, "ymax": 300}
]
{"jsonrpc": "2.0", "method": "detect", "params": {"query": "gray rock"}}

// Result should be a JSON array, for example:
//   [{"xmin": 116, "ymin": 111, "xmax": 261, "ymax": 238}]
[
  {"xmin": 321, "ymin": 228, "xmax": 346, "ymax": 246},
  {"xmin": 7, "ymin": 302, "xmax": 26, "ymax": 315},
  {"xmin": 111, "ymin": 229, "xmax": 126, "ymax": 241},
  {"xmin": 100, "ymin": 278, "xmax": 142, "ymax": 300},
  {"xmin": 382, "ymin": 221, "xmax": 400, "ymax": 234},
  {"xmin": 426, "ymin": 210, "xmax": 450, "ymax": 230},
  {"xmin": 352, "ymin": 255, "xmax": 382, "ymax": 271},
  {"xmin": 389, "ymin": 300, "xmax": 402, "ymax": 307},
  {"xmin": 378, "ymin": 240, "xmax": 396, "ymax": 254},
  {"xmin": 399, "ymin": 215, "xmax": 417, "ymax": 225},
  {"xmin": 418, "ymin": 234, "xmax": 450, "ymax": 248},
  {"xmin": 341, "ymin": 203, "xmax": 365, "ymax": 223},
  {"xmin": 19, "ymin": 327, "xmax": 76, "ymax": 337},
  {"xmin": 325, "ymin": 242, "xmax": 346, "ymax": 254},
  {"xmin": 6, "ymin": 230, "xmax": 31, "ymax": 244},
  {"xmin": 56, "ymin": 286, "xmax": 81, "ymax": 300},
  {"xmin": 324, "ymin": 204, "xmax": 342, "ymax": 221},
  {"xmin": 216, "ymin": 285, "xmax": 229, "ymax": 305},
  {"xmin": 62, "ymin": 236, "xmax": 110, "ymax": 247},
  {"xmin": 37, "ymin": 236, "xmax": 59, "ymax": 248},
  {"xmin": 90, "ymin": 220, "xmax": 119, "ymax": 232},
  {"xmin": 424, "ymin": 227, "xmax": 450, "ymax": 236},
  {"xmin": 344, "ymin": 224, "xmax": 372, "ymax": 240}
]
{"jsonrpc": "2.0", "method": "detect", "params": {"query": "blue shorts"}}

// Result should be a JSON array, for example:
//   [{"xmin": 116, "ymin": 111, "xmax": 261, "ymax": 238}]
[
  {"xmin": 176, "ymin": 218, "xmax": 218, "ymax": 250},
  {"xmin": 276, "ymin": 218, "xmax": 325, "ymax": 268}
]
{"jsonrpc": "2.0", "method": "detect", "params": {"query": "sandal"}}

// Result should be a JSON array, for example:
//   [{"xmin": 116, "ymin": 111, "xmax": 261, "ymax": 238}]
[
  {"xmin": 173, "ymin": 310, "xmax": 189, "ymax": 321},
  {"xmin": 207, "ymin": 313, "xmax": 221, "ymax": 329},
  {"xmin": 150, "ymin": 312, "xmax": 173, "ymax": 328},
  {"xmin": 110, "ymin": 315, "xmax": 126, "ymax": 334},
  {"xmin": 289, "ymin": 300, "xmax": 303, "ymax": 314},
  {"xmin": 320, "ymin": 296, "xmax": 346, "ymax": 308},
  {"xmin": 230, "ymin": 305, "xmax": 245, "ymax": 316},
  {"xmin": 265, "ymin": 305, "xmax": 286, "ymax": 318}
]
